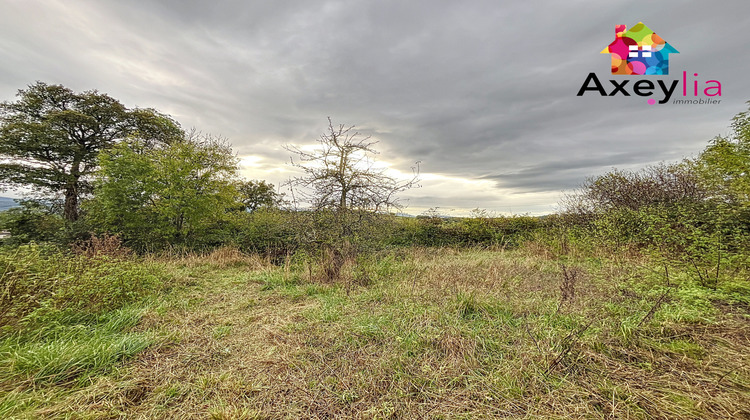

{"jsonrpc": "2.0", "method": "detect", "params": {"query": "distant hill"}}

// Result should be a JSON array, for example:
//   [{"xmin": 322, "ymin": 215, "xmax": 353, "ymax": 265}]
[{"xmin": 0, "ymin": 197, "xmax": 20, "ymax": 212}]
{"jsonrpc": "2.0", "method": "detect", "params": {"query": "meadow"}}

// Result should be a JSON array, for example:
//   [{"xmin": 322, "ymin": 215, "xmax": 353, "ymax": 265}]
[{"xmin": 1, "ymin": 242, "xmax": 747, "ymax": 419}]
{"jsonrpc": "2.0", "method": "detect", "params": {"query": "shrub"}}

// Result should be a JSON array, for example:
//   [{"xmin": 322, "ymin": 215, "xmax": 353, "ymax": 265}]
[
  {"xmin": 0, "ymin": 245, "xmax": 168, "ymax": 329},
  {"xmin": 389, "ymin": 213, "xmax": 542, "ymax": 248},
  {"xmin": 71, "ymin": 234, "xmax": 132, "ymax": 259},
  {"xmin": 233, "ymin": 208, "xmax": 303, "ymax": 260},
  {"xmin": 0, "ymin": 200, "xmax": 64, "ymax": 245},
  {"xmin": 562, "ymin": 163, "xmax": 706, "ymax": 216}
]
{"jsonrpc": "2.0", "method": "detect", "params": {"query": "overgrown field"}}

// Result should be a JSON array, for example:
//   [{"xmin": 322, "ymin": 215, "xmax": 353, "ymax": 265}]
[{"xmin": 1, "ymin": 245, "xmax": 748, "ymax": 419}]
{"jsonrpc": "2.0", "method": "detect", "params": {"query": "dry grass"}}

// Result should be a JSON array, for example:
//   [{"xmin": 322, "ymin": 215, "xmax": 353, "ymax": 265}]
[
  {"xmin": 150, "ymin": 245, "xmax": 271, "ymax": 270},
  {"xmin": 71, "ymin": 233, "xmax": 133, "ymax": 259},
  {"xmin": 5, "ymin": 246, "xmax": 749, "ymax": 418}
]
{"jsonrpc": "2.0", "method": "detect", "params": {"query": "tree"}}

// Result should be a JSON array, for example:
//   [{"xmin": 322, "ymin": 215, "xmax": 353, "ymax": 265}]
[
  {"xmin": 285, "ymin": 118, "xmax": 418, "ymax": 213},
  {"xmin": 285, "ymin": 118, "xmax": 419, "ymax": 281},
  {"xmin": 694, "ymin": 102, "xmax": 750, "ymax": 207},
  {"xmin": 238, "ymin": 180, "xmax": 282, "ymax": 212},
  {"xmin": 87, "ymin": 131, "xmax": 240, "ymax": 249},
  {"xmin": 690, "ymin": 103, "xmax": 750, "ymax": 255},
  {"xmin": 0, "ymin": 82, "xmax": 183, "ymax": 222}
]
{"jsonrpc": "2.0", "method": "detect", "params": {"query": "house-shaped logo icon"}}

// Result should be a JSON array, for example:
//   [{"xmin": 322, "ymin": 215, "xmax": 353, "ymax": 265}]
[{"xmin": 600, "ymin": 22, "xmax": 678, "ymax": 75}]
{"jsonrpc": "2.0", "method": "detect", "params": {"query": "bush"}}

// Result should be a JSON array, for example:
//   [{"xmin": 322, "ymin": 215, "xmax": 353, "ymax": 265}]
[
  {"xmin": 0, "ymin": 245, "xmax": 168, "ymax": 329},
  {"xmin": 232, "ymin": 208, "xmax": 302, "ymax": 260},
  {"xmin": 562, "ymin": 163, "xmax": 706, "ymax": 215},
  {"xmin": 560, "ymin": 152, "xmax": 749, "ymax": 264},
  {"xmin": 389, "ymin": 213, "xmax": 542, "ymax": 248},
  {"xmin": 0, "ymin": 200, "xmax": 64, "ymax": 245}
]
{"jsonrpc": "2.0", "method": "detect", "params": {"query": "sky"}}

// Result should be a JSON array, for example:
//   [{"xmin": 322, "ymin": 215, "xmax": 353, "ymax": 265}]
[{"xmin": 1, "ymin": 0, "xmax": 748, "ymax": 215}]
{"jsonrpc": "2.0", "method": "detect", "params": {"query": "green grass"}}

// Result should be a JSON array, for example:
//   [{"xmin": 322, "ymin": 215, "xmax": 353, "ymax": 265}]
[
  {"xmin": 0, "ymin": 246, "xmax": 171, "ymax": 419},
  {"xmin": 1, "ymin": 245, "xmax": 748, "ymax": 418},
  {"xmin": 0, "ymin": 306, "xmax": 157, "ymax": 418},
  {"xmin": 1, "ymin": 309, "xmax": 153, "ymax": 383}
]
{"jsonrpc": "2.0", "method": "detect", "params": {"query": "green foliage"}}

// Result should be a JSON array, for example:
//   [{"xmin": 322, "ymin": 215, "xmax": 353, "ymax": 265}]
[
  {"xmin": 558, "ymin": 105, "xmax": 750, "ymax": 268},
  {"xmin": 87, "ymin": 134, "xmax": 241, "ymax": 250},
  {"xmin": 218, "ymin": 209, "xmax": 543, "ymax": 260},
  {"xmin": 0, "ymin": 200, "xmax": 64, "ymax": 245},
  {"xmin": 390, "ymin": 213, "xmax": 542, "ymax": 248},
  {"xmin": 694, "ymin": 103, "xmax": 750, "ymax": 207},
  {"xmin": 231, "ymin": 208, "xmax": 300, "ymax": 258},
  {"xmin": 0, "ymin": 244, "xmax": 168, "ymax": 329},
  {"xmin": 575, "ymin": 195, "xmax": 746, "ymax": 280},
  {"xmin": 0, "ymin": 82, "xmax": 183, "ymax": 221},
  {"xmin": 237, "ymin": 179, "xmax": 282, "ymax": 212}
]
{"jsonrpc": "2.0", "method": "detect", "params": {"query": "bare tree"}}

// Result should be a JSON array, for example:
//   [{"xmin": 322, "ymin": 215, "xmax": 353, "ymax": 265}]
[
  {"xmin": 284, "ymin": 118, "xmax": 419, "ymax": 282},
  {"xmin": 285, "ymin": 118, "xmax": 419, "ymax": 213}
]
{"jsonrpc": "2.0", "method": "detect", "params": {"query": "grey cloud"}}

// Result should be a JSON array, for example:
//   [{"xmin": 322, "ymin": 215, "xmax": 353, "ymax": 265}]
[{"xmin": 1, "ymin": 0, "xmax": 748, "ymax": 213}]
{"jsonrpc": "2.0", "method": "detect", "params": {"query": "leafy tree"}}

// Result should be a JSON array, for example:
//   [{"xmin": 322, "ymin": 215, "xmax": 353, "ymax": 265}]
[
  {"xmin": 690, "ymin": 103, "xmax": 750, "ymax": 259},
  {"xmin": 87, "ymin": 132, "xmax": 240, "ymax": 249},
  {"xmin": 0, "ymin": 82, "xmax": 183, "ymax": 222},
  {"xmin": 238, "ymin": 180, "xmax": 282, "ymax": 212},
  {"xmin": 694, "ymin": 103, "xmax": 750, "ymax": 206}
]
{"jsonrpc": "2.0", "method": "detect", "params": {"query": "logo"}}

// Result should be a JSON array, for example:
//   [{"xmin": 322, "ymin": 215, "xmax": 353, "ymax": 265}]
[
  {"xmin": 577, "ymin": 22, "xmax": 722, "ymax": 105},
  {"xmin": 600, "ymin": 22, "xmax": 678, "ymax": 75}
]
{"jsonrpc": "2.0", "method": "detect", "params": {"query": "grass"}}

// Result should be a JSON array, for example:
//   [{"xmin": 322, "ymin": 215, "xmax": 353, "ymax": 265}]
[
  {"xmin": 1, "ymin": 245, "xmax": 748, "ymax": 418},
  {"xmin": 0, "ymin": 306, "xmax": 157, "ymax": 418},
  {"xmin": 1, "ymin": 307, "xmax": 152, "ymax": 383}
]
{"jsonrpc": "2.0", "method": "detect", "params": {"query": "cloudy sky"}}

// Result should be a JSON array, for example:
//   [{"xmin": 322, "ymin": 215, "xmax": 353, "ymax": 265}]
[{"xmin": 1, "ymin": 0, "xmax": 748, "ymax": 215}]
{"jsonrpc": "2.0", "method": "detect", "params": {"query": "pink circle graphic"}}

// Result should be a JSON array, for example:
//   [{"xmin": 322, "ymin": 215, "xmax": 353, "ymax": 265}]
[
  {"xmin": 647, "ymin": 98, "xmax": 656, "ymax": 105},
  {"xmin": 628, "ymin": 61, "xmax": 647, "ymax": 75}
]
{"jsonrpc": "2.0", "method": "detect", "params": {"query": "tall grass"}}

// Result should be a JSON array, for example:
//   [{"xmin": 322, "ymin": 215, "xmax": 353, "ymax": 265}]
[
  {"xmin": 0, "ymin": 244, "xmax": 167, "ymax": 328},
  {"xmin": 0, "ymin": 307, "xmax": 154, "ymax": 386},
  {"xmin": 0, "ymin": 244, "xmax": 170, "ymax": 418}
]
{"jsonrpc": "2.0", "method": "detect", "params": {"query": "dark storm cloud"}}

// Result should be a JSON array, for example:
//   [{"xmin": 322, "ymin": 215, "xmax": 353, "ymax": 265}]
[{"xmin": 0, "ymin": 0, "xmax": 748, "ymax": 212}]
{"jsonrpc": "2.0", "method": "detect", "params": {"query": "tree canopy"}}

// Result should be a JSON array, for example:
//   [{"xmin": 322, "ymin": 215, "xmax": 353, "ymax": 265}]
[
  {"xmin": 87, "ymin": 132, "xmax": 240, "ymax": 248},
  {"xmin": 0, "ymin": 82, "xmax": 183, "ymax": 221},
  {"xmin": 694, "ymin": 103, "xmax": 750, "ymax": 207},
  {"xmin": 238, "ymin": 179, "xmax": 282, "ymax": 212}
]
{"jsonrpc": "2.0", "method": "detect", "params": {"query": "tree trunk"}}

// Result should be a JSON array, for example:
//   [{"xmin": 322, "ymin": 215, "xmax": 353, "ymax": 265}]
[
  {"xmin": 64, "ymin": 185, "xmax": 78, "ymax": 222},
  {"xmin": 64, "ymin": 159, "xmax": 82, "ymax": 222}
]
